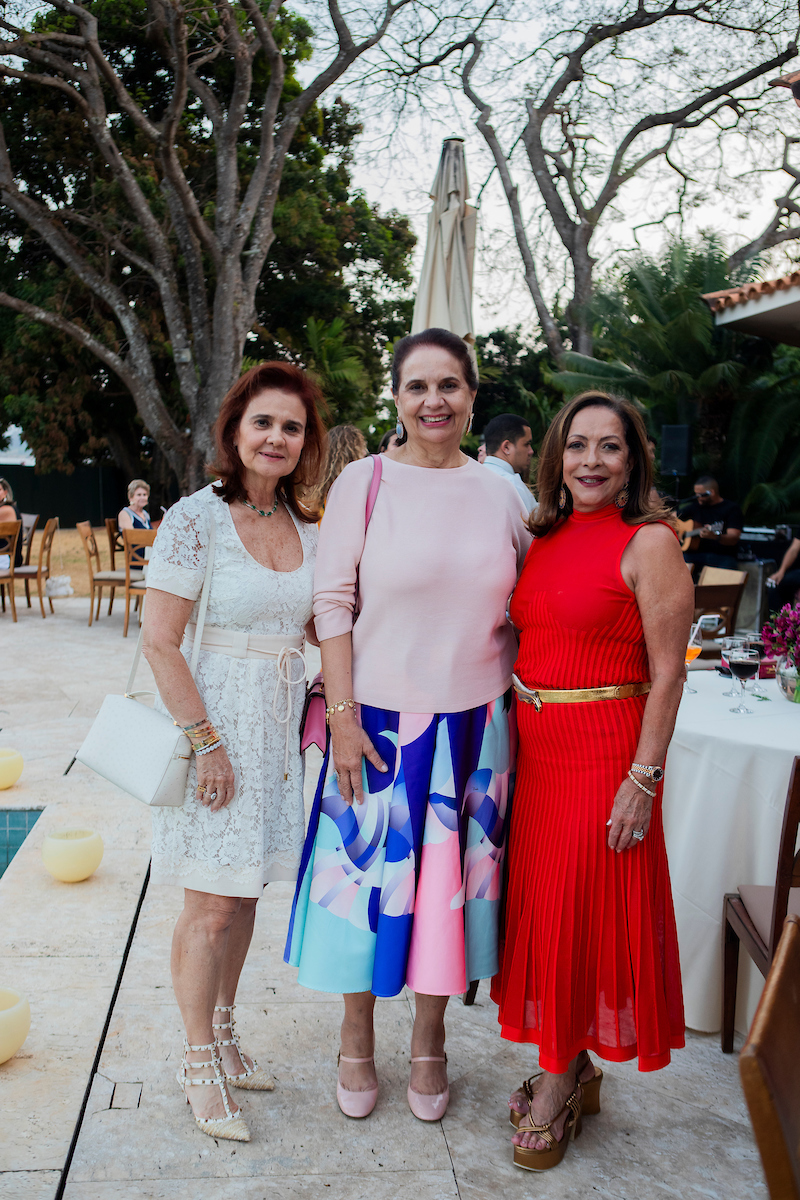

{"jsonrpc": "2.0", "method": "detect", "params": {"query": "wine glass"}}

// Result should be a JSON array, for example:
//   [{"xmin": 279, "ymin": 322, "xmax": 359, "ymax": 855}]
[
  {"xmin": 684, "ymin": 621, "xmax": 703, "ymax": 694},
  {"xmin": 743, "ymin": 637, "xmax": 769, "ymax": 700},
  {"xmin": 728, "ymin": 649, "xmax": 760, "ymax": 714},
  {"xmin": 720, "ymin": 636, "xmax": 745, "ymax": 698}
]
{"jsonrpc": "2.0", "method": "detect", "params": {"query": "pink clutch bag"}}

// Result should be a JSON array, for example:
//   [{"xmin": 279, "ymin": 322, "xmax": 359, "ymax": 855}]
[
  {"xmin": 298, "ymin": 454, "xmax": 383, "ymax": 755},
  {"xmin": 300, "ymin": 672, "xmax": 327, "ymax": 754}
]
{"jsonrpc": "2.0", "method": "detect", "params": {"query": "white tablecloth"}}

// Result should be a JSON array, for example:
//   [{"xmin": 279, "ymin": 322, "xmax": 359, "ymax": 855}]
[{"xmin": 662, "ymin": 670, "xmax": 800, "ymax": 1033}]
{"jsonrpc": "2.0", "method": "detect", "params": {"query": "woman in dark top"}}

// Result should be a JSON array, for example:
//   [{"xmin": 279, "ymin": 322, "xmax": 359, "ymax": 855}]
[
  {"xmin": 119, "ymin": 479, "xmax": 152, "ymax": 566},
  {"xmin": 0, "ymin": 478, "xmax": 24, "ymax": 567}
]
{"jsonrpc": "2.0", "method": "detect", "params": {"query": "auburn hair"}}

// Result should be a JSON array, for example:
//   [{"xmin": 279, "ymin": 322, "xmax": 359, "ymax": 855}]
[
  {"xmin": 531, "ymin": 391, "xmax": 674, "ymax": 537},
  {"xmin": 209, "ymin": 362, "xmax": 327, "ymax": 523}
]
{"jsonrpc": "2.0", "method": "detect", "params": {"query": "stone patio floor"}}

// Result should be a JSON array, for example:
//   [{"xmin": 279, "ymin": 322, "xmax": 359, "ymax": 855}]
[{"xmin": 1, "ymin": 598, "xmax": 767, "ymax": 1199}]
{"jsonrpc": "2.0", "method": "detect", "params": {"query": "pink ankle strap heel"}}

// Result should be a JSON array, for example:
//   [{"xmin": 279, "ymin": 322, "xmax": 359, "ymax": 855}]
[
  {"xmin": 408, "ymin": 1054, "xmax": 449, "ymax": 1121},
  {"xmin": 337, "ymin": 1053, "xmax": 378, "ymax": 1119}
]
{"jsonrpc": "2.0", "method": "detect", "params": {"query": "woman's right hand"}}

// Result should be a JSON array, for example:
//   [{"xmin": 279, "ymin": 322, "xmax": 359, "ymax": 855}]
[
  {"xmin": 769, "ymin": 569, "xmax": 784, "ymax": 584},
  {"xmin": 195, "ymin": 745, "xmax": 236, "ymax": 813},
  {"xmin": 330, "ymin": 712, "xmax": 388, "ymax": 805}
]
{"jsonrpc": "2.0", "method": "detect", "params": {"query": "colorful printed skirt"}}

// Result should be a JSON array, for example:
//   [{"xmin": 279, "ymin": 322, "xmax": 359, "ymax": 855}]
[{"xmin": 284, "ymin": 693, "xmax": 515, "ymax": 998}]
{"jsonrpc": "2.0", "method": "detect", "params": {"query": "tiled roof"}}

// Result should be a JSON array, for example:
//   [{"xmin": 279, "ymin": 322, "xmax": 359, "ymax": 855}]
[{"xmin": 702, "ymin": 272, "xmax": 800, "ymax": 312}]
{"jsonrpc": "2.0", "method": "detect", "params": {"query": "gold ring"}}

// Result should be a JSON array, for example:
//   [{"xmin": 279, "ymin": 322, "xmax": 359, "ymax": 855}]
[{"xmin": 197, "ymin": 785, "xmax": 207, "ymax": 794}]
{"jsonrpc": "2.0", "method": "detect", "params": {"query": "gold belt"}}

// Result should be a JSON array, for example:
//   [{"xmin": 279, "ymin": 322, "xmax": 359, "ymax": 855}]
[{"xmin": 512, "ymin": 673, "xmax": 651, "ymax": 713}]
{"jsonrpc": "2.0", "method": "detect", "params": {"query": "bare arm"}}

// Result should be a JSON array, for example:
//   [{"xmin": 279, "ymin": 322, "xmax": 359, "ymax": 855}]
[
  {"xmin": 321, "ymin": 632, "xmax": 387, "ymax": 806},
  {"xmin": 142, "ymin": 587, "xmax": 235, "ymax": 812},
  {"xmin": 304, "ymin": 618, "xmax": 319, "ymax": 648},
  {"xmin": 118, "ymin": 508, "xmax": 133, "ymax": 530},
  {"xmin": 770, "ymin": 537, "xmax": 800, "ymax": 582},
  {"xmin": 608, "ymin": 524, "xmax": 694, "ymax": 852}
]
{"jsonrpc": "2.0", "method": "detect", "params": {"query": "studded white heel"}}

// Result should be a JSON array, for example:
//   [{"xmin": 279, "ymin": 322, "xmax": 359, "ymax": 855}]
[
  {"xmin": 213, "ymin": 1004, "xmax": 275, "ymax": 1091},
  {"xmin": 176, "ymin": 1038, "xmax": 251, "ymax": 1142}
]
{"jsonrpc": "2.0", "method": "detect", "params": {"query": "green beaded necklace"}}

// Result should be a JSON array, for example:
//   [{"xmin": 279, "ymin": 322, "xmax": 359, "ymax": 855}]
[{"xmin": 242, "ymin": 496, "xmax": 278, "ymax": 518}]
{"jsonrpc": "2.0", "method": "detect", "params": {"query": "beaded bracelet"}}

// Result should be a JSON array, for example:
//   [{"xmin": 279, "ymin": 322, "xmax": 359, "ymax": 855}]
[
  {"xmin": 196, "ymin": 740, "xmax": 223, "ymax": 757},
  {"xmin": 326, "ymin": 698, "xmax": 356, "ymax": 724},
  {"xmin": 627, "ymin": 770, "xmax": 656, "ymax": 798}
]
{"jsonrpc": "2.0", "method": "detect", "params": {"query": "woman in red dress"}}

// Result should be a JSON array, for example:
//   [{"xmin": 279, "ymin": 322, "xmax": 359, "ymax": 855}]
[{"xmin": 493, "ymin": 392, "xmax": 694, "ymax": 1171}]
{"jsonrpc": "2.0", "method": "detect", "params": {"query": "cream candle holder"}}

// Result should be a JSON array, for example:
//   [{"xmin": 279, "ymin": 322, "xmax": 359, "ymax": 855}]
[
  {"xmin": 0, "ymin": 749, "xmax": 24, "ymax": 790},
  {"xmin": 0, "ymin": 989, "xmax": 31, "ymax": 1065},
  {"xmin": 41, "ymin": 829, "xmax": 104, "ymax": 883}
]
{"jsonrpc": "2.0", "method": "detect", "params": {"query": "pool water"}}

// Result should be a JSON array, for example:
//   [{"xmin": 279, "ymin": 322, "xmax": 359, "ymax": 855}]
[{"xmin": 0, "ymin": 809, "xmax": 42, "ymax": 878}]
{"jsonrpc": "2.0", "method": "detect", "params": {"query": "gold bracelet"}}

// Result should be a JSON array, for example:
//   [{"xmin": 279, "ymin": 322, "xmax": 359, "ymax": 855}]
[
  {"xmin": 325, "ymin": 698, "xmax": 356, "ymax": 724},
  {"xmin": 627, "ymin": 770, "xmax": 656, "ymax": 798}
]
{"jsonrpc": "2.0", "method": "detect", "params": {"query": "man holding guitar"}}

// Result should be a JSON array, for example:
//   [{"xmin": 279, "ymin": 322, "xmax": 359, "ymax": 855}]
[{"xmin": 681, "ymin": 475, "xmax": 744, "ymax": 571}]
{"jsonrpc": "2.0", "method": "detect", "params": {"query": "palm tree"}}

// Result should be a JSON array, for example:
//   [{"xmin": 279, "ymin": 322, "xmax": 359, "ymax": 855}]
[{"xmin": 548, "ymin": 237, "xmax": 771, "ymax": 470}]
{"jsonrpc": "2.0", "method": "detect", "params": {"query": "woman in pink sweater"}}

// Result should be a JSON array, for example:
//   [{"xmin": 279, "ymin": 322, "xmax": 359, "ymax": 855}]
[{"xmin": 285, "ymin": 328, "xmax": 530, "ymax": 1120}]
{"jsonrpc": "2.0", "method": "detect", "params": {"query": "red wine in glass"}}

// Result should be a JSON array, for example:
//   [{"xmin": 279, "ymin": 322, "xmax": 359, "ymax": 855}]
[
  {"xmin": 730, "ymin": 659, "xmax": 759, "ymax": 682},
  {"xmin": 729, "ymin": 649, "xmax": 759, "ymax": 714}
]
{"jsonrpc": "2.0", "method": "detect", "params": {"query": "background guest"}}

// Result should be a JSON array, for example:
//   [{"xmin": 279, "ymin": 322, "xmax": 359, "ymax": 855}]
[
  {"xmin": 378, "ymin": 427, "xmax": 399, "ymax": 453},
  {"xmin": 0, "ymin": 478, "xmax": 23, "ymax": 569},
  {"xmin": 681, "ymin": 474, "xmax": 743, "ymax": 571},
  {"xmin": 308, "ymin": 424, "xmax": 368, "ymax": 512},
  {"xmin": 118, "ymin": 479, "xmax": 152, "ymax": 532},
  {"xmin": 769, "ymin": 533, "xmax": 800, "ymax": 608},
  {"xmin": 482, "ymin": 413, "xmax": 536, "ymax": 515}
]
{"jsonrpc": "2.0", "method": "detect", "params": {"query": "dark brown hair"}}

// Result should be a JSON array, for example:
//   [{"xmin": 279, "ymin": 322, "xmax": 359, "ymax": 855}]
[
  {"xmin": 531, "ymin": 391, "xmax": 674, "ymax": 537},
  {"xmin": 210, "ymin": 362, "xmax": 327, "ymax": 523},
  {"xmin": 391, "ymin": 328, "xmax": 478, "ymax": 446}
]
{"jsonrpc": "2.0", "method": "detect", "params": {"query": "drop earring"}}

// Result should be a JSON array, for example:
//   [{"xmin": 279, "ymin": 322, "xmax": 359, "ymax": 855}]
[
  {"xmin": 558, "ymin": 484, "xmax": 567, "ymax": 512},
  {"xmin": 466, "ymin": 411, "xmax": 474, "ymax": 434},
  {"xmin": 395, "ymin": 419, "xmax": 404, "ymax": 440},
  {"xmin": 615, "ymin": 482, "xmax": 630, "ymax": 509}
]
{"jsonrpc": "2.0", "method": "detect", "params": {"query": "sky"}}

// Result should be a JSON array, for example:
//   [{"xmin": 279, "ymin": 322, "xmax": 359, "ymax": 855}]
[{"xmin": 343, "ymin": 101, "xmax": 800, "ymax": 342}]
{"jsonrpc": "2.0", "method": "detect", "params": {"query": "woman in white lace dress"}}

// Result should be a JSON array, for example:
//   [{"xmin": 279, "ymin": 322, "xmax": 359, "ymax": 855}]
[{"xmin": 143, "ymin": 362, "xmax": 325, "ymax": 1143}]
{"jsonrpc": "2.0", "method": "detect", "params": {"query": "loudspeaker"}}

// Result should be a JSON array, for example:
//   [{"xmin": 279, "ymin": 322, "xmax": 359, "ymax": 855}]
[{"xmin": 660, "ymin": 425, "xmax": 692, "ymax": 476}]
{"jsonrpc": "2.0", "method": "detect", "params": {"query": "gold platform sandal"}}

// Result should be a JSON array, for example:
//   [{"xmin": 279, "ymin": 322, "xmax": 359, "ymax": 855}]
[
  {"xmin": 510, "ymin": 1064, "xmax": 603, "ymax": 1125},
  {"xmin": 177, "ymin": 1038, "xmax": 251, "ymax": 1142},
  {"xmin": 513, "ymin": 1084, "xmax": 582, "ymax": 1172},
  {"xmin": 213, "ymin": 1004, "xmax": 274, "ymax": 1091}
]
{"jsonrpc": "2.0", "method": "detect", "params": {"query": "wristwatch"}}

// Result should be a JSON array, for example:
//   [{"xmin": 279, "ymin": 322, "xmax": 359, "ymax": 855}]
[{"xmin": 631, "ymin": 762, "xmax": 664, "ymax": 783}]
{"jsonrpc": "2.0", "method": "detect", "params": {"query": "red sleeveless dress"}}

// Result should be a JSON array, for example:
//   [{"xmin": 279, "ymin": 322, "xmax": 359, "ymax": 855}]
[{"xmin": 492, "ymin": 503, "xmax": 684, "ymax": 1072}]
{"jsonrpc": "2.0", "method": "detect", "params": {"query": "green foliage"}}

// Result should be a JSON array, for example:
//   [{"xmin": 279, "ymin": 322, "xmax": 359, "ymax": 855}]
[
  {"xmin": 724, "ymin": 348, "xmax": 800, "ymax": 522},
  {"xmin": 473, "ymin": 328, "xmax": 563, "ymax": 444},
  {"xmin": 546, "ymin": 236, "xmax": 800, "ymax": 520}
]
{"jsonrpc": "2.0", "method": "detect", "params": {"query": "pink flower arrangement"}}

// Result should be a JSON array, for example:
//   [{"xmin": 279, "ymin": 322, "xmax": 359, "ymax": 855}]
[{"xmin": 762, "ymin": 602, "xmax": 800, "ymax": 667}]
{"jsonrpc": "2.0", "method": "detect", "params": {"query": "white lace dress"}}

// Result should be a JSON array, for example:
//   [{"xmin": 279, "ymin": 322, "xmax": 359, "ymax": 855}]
[{"xmin": 146, "ymin": 485, "xmax": 317, "ymax": 897}]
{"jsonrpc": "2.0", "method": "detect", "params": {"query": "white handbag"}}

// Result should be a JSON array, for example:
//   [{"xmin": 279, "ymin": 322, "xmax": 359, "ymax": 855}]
[{"xmin": 76, "ymin": 522, "xmax": 216, "ymax": 806}]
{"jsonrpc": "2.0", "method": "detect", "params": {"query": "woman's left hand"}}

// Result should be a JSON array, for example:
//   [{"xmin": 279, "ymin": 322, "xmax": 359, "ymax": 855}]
[{"xmin": 607, "ymin": 776, "xmax": 652, "ymax": 853}]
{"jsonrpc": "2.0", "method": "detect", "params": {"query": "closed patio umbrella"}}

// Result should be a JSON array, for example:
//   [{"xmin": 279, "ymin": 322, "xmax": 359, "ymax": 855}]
[{"xmin": 411, "ymin": 137, "xmax": 477, "ymax": 344}]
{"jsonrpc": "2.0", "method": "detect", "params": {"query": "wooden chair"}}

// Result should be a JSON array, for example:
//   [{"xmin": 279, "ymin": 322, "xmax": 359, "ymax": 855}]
[
  {"xmin": 0, "ymin": 520, "xmax": 22, "ymax": 622},
  {"xmin": 739, "ymin": 913, "xmax": 800, "ymax": 1200},
  {"xmin": 18, "ymin": 513, "xmax": 40, "ymax": 609},
  {"xmin": 122, "ymin": 527, "xmax": 156, "ymax": 637},
  {"xmin": 14, "ymin": 518, "xmax": 58, "ymax": 618},
  {"xmin": 697, "ymin": 565, "xmax": 748, "ymax": 587},
  {"xmin": 722, "ymin": 757, "xmax": 800, "ymax": 1052},
  {"xmin": 105, "ymin": 517, "xmax": 124, "ymax": 571},
  {"xmin": 694, "ymin": 580, "xmax": 747, "ymax": 653},
  {"xmin": 103, "ymin": 517, "xmax": 126, "ymax": 614},
  {"xmin": 77, "ymin": 521, "xmax": 143, "ymax": 627}
]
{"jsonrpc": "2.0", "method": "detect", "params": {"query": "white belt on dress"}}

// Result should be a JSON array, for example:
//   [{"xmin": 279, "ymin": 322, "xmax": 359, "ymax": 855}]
[{"xmin": 184, "ymin": 624, "xmax": 306, "ymax": 780}]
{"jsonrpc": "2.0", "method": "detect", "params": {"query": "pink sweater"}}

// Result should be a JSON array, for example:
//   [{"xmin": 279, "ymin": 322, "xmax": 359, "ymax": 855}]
[{"xmin": 313, "ymin": 455, "xmax": 532, "ymax": 713}]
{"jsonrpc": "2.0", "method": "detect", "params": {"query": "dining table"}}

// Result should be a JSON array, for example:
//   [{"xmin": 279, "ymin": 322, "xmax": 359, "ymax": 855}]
[{"xmin": 662, "ymin": 667, "xmax": 800, "ymax": 1035}]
